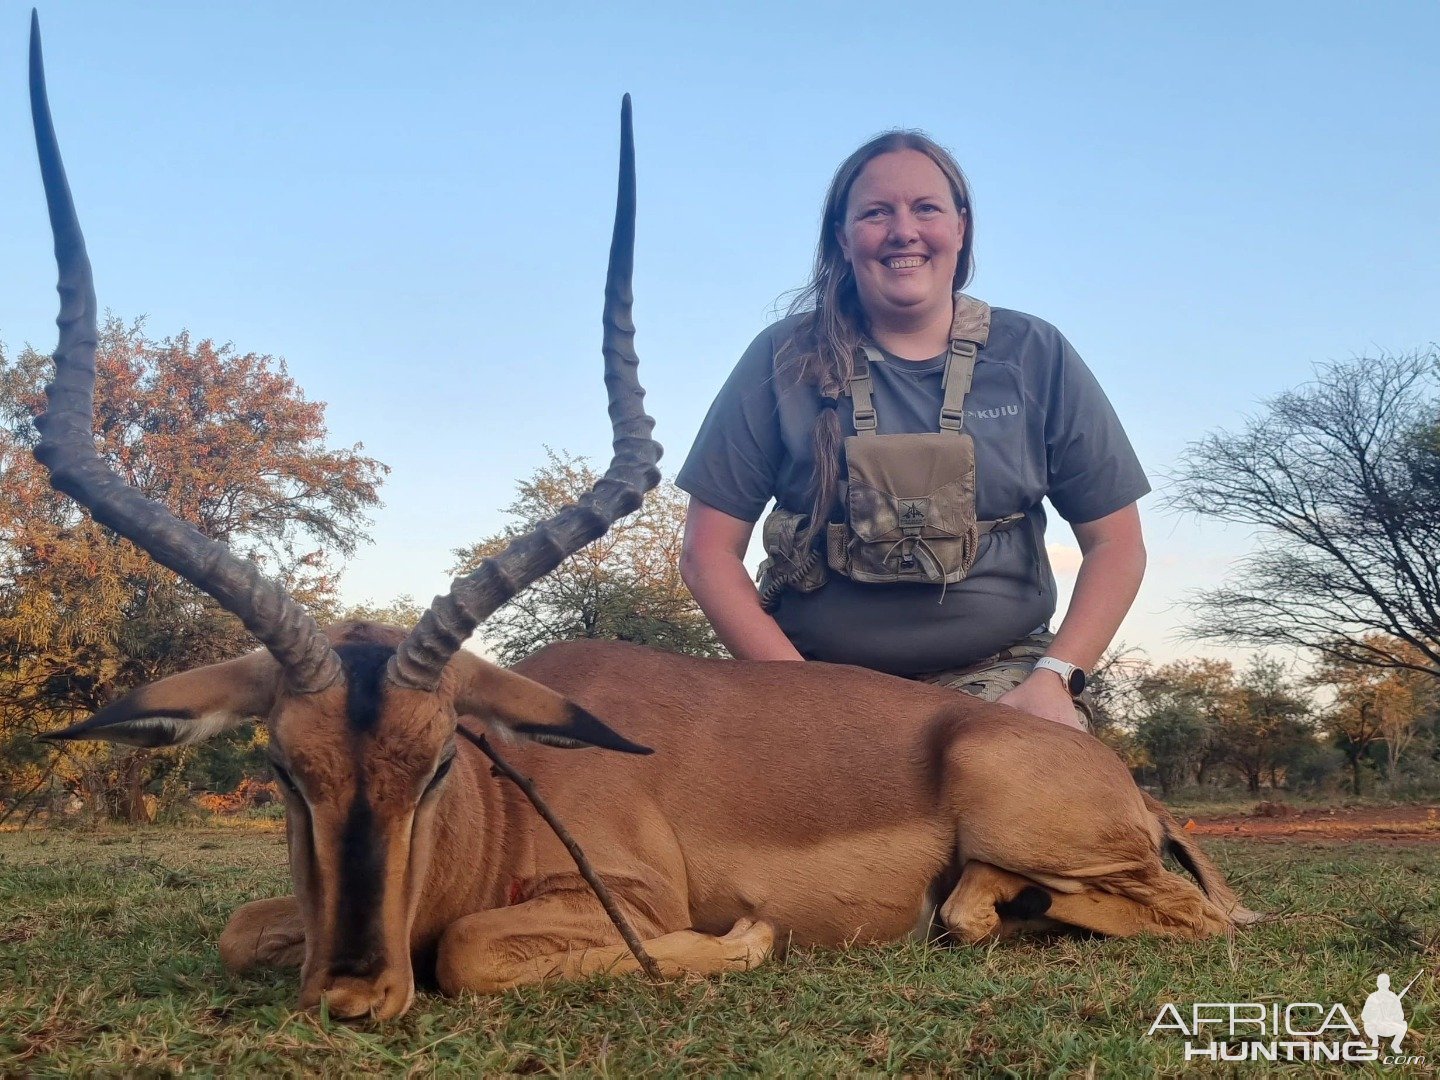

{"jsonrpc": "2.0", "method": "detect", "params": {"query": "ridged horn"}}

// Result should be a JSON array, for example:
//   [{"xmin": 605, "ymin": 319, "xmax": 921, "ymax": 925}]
[
  {"xmin": 390, "ymin": 95, "xmax": 661, "ymax": 691},
  {"xmin": 28, "ymin": 13, "xmax": 341, "ymax": 694}
]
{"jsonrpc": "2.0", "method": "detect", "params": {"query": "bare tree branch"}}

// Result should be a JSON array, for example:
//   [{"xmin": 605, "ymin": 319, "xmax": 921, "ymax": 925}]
[{"xmin": 1167, "ymin": 349, "xmax": 1440, "ymax": 678}]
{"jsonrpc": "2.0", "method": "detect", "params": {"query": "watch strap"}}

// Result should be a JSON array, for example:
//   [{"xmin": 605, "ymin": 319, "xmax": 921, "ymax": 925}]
[{"xmin": 1033, "ymin": 656, "xmax": 1085, "ymax": 697}]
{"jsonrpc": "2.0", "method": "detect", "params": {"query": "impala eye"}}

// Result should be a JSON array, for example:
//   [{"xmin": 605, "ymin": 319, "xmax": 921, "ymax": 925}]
[{"xmin": 424, "ymin": 754, "xmax": 454, "ymax": 796}]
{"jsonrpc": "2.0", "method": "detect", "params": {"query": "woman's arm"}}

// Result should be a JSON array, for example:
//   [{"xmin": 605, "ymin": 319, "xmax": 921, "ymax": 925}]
[
  {"xmin": 680, "ymin": 499, "xmax": 805, "ymax": 661},
  {"xmin": 997, "ymin": 501, "xmax": 1146, "ymax": 727}
]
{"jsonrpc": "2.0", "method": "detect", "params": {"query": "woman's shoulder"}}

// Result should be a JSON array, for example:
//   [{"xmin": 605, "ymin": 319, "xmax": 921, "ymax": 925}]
[
  {"xmin": 986, "ymin": 304, "xmax": 1067, "ymax": 352},
  {"xmin": 982, "ymin": 304, "xmax": 1091, "ymax": 380},
  {"xmin": 724, "ymin": 310, "xmax": 815, "ymax": 384}
]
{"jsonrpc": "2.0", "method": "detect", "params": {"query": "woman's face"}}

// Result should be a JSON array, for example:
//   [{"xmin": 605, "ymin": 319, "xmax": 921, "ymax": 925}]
[{"xmin": 837, "ymin": 149, "xmax": 965, "ymax": 330}]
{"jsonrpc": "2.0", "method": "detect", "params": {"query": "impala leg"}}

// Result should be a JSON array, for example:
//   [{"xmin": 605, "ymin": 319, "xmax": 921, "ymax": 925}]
[
  {"xmin": 457, "ymin": 916, "xmax": 775, "ymax": 992},
  {"xmin": 1066, "ymin": 863, "xmax": 1233, "ymax": 938},
  {"xmin": 940, "ymin": 861, "xmax": 1048, "ymax": 943},
  {"xmin": 219, "ymin": 895, "xmax": 306, "ymax": 972},
  {"xmin": 941, "ymin": 861, "xmax": 1223, "ymax": 943},
  {"xmin": 436, "ymin": 889, "xmax": 774, "ymax": 995}
]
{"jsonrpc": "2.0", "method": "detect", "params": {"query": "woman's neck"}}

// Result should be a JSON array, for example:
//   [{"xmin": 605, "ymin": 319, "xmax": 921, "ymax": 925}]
[{"xmin": 865, "ymin": 299, "xmax": 954, "ymax": 361}]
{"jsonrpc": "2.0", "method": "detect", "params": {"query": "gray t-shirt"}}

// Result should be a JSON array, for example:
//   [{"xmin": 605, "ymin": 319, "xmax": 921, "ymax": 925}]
[{"xmin": 677, "ymin": 305, "xmax": 1149, "ymax": 675}]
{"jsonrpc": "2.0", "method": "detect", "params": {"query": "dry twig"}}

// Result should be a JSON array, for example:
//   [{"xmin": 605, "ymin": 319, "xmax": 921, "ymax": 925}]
[{"xmin": 457, "ymin": 724, "xmax": 665, "ymax": 983}]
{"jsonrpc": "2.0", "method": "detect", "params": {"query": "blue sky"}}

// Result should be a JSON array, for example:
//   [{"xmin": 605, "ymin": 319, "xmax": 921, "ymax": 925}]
[{"xmin": 2, "ymin": 2, "xmax": 1436, "ymax": 665}]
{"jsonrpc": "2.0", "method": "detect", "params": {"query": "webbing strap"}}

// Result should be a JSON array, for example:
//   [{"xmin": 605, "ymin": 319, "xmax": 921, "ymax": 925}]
[
  {"xmin": 976, "ymin": 511, "xmax": 1026, "ymax": 535},
  {"xmin": 851, "ymin": 345, "xmax": 881, "ymax": 435},
  {"xmin": 849, "ymin": 294, "xmax": 991, "ymax": 435},
  {"xmin": 939, "ymin": 340, "xmax": 977, "ymax": 432}
]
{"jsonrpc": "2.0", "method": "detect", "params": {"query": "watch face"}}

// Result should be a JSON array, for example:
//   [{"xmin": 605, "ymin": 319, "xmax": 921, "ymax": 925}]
[{"xmin": 1068, "ymin": 668, "xmax": 1087, "ymax": 696}]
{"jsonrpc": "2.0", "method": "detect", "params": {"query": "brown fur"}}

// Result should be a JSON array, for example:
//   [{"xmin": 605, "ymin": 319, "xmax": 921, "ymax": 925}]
[{"xmin": 203, "ymin": 631, "xmax": 1256, "ymax": 1020}]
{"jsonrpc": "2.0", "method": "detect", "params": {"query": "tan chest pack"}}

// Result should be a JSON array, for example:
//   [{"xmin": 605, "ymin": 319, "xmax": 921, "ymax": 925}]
[{"xmin": 757, "ymin": 295, "xmax": 1022, "ymax": 608}]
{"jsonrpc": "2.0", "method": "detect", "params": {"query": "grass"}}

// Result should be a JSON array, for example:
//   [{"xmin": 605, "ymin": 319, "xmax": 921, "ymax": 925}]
[{"xmin": 0, "ymin": 825, "xmax": 1436, "ymax": 1076}]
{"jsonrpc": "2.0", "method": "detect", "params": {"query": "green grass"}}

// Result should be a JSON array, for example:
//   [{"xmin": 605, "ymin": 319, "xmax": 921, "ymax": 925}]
[{"xmin": 1, "ymin": 826, "xmax": 1436, "ymax": 1076}]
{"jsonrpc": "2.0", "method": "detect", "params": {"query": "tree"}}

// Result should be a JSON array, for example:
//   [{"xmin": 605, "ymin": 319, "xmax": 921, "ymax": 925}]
[
  {"xmin": 1169, "ymin": 349, "xmax": 1440, "ymax": 680},
  {"xmin": 1149, "ymin": 659, "xmax": 1239, "ymax": 786},
  {"xmin": 1128, "ymin": 658, "xmax": 1234, "ymax": 793},
  {"xmin": 1310, "ymin": 637, "xmax": 1439, "ymax": 793},
  {"xmin": 338, "ymin": 594, "xmax": 427, "ymax": 629},
  {"xmin": 1134, "ymin": 704, "xmax": 1209, "ymax": 797},
  {"xmin": 1085, "ymin": 642, "xmax": 1145, "ymax": 743},
  {"xmin": 1399, "ymin": 417, "xmax": 1440, "ymax": 533},
  {"xmin": 1214, "ymin": 658, "xmax": 1312, "ymax": 795},
  {"xmin": 1125, "ymin": 656, "xmax": 1314, "ymax": 793},
  {"xmin": 452, "ymin": 450, "xmax": 723, "ymax": 665},
  {"xmin": 0, "ymin": 317, "xmax": 387, "ymax": 819}
]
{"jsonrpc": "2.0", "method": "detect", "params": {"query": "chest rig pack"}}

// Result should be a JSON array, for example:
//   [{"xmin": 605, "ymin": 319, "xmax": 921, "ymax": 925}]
[{"xmin": 757, "ymin": 295, "xmax": 1023, "ymax": 610}]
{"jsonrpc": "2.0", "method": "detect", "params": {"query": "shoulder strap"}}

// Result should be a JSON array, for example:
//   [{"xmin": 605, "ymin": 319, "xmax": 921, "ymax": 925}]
[
  {"xmin": 939, "ymin": 339, "xmax": 976, "ymax": 432},
  {"xmin": 847, "ymin": 294, "xmax": 992, "ymax": 435},
  {"xmin": 939, "ymin": 294, "xmax": 990, "ymax": 433},
  {"xmin": 850, "ymin": 345, "xmax": 881, "ymax": 435},
  {"xmin": 949, "ymin": 292, "xmax": 991, "ymax": 347}
]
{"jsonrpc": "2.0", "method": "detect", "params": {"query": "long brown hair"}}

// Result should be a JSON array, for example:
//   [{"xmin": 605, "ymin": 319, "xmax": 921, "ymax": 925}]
[{"xmin": 779, "ymin": 131, "xmax": 975, "ymax": 544}]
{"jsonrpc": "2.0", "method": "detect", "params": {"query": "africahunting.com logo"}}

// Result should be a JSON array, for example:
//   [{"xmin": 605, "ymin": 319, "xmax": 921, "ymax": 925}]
[{"xmin": 1147, "ymin": 971, "xmax": 1427, "ymax": 1065}]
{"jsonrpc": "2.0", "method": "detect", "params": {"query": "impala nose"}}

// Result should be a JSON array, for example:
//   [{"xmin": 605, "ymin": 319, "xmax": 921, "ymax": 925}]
[
  {"xmin": 315, "ymin": 973, "xmax": 414, "ymax": 1022},
  {"xmin": 329, "ymin": 951, "xmax": 384, "ymax": 980}
]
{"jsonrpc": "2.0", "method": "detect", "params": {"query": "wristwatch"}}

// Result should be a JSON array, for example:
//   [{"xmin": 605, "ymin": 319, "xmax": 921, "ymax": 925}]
[{"xmin": 1032, "ymin": 656, "xmax": 1086, "ymax": 697}]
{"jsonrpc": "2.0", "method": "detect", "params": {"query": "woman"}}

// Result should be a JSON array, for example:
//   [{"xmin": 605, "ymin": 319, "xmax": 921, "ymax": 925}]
[{"xmin": 676, "ymin": 132, "xmax": 1147, "ymax": 730}]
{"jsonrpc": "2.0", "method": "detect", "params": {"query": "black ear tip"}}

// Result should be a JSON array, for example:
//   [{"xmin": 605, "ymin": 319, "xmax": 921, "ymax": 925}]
[{"xmin": 557, "ymin": 704, "xmax": 652, "ymax": 756}]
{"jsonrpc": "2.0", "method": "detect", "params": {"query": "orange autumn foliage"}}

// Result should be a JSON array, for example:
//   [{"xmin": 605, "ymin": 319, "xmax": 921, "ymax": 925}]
[{"xmin": 0, "ymin": 316, "xmax": 386, "ymax": 818}]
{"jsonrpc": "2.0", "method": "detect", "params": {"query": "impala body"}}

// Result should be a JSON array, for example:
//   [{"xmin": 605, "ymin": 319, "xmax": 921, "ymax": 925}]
[{"xmin": 29, "ymin": 14, "xmax": 1253, "ymax": 1023}]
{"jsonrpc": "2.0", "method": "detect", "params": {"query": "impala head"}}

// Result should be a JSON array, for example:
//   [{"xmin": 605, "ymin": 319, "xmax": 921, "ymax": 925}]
[{"xmin": 29, "ymin": 14, "xmax": 659, "ymax": 1021}]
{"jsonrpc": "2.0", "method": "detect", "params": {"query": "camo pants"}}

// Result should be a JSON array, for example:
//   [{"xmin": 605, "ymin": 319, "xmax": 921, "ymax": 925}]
[{"xmin": 911, "ymin": 631, "xmax": 1094, "ymax": 730}]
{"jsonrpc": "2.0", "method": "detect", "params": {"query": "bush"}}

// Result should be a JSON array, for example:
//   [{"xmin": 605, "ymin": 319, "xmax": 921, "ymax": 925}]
[
  {"xmin": 1384, "ymin": 737, "xmax": 1440, "ymax": 799},
  {"xmin": 195, "ymin": 777, "xmax": 281, "ymax": 815},
  {"xmin": 1284, "ymin": 742, "xmax": 1349, "ymax": 795}
]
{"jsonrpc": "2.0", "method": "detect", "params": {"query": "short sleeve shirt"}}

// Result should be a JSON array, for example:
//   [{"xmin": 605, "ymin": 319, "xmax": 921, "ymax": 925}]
[{"xmin": 677, "ymin": 305, "xmax": 1149, "ymax": 675}]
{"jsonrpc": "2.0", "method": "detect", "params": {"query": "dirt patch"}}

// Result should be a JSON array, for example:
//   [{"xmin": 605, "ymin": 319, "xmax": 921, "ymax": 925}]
[{"xmin": 1185, "ymin": 803, "xmax": 1440, "ymax": 843}]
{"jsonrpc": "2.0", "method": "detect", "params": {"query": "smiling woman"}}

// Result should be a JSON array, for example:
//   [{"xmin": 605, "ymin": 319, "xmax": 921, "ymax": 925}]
[
  {"xmin": 678, "ymin": 130, "xmax": 1148, "ymax": 732},
  {"xmin": 836, "ymin": 149, "xmax": 969, "ymax": 343},
  {"xmin": 835, "ymin": 150, "xmax": 967, "ymax": 344}
]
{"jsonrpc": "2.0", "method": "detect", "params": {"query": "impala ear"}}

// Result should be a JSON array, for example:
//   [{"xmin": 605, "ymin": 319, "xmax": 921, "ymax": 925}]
[
  {"xmin": 451, "ymin": 654, "xmax": 651, "ymax": 754},
  {"xmin": 40, "ymin": 651, "xmax": 282, "ymax": 748}
]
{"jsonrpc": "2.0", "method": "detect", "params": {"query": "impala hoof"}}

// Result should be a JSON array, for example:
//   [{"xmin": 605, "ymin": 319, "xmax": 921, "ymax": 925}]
[{"xmin": 719, "ymin": 917, "xmax": 775, "ymax": 969}]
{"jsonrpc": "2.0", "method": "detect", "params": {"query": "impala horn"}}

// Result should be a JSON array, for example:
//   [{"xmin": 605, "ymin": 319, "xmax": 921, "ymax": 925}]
[
  {"xmin": 28, "ymin": 12, "xmax": 341, "ymax": 693},
  {"xmin": 389, "ymin": 95, "xmax": 661, "ymax": 691}
]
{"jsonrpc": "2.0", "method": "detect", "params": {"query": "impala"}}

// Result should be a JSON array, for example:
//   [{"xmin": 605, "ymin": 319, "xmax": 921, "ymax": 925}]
[{"xmin": 29, "ymin": 14, "xmax": 1253, "ymax": 1022}]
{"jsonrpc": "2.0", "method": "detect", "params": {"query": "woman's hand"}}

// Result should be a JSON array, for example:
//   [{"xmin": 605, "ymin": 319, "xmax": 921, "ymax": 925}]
[{"xmin": 997, "ymin": 672, "xmax": 1086, "ymax": 731}]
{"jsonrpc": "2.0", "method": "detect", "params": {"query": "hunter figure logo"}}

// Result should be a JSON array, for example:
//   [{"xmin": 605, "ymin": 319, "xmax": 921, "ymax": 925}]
[
  {"xmin": 1147, "ymin": 970, "xmax": 1426, "ymax": 1065},
  {"xmin": 1362, "ymin": 972, "xmax": 1414, "ymax": 1054},
  {"xmin": 898, "ymin": 499, "xmax": 929, "ymax": 525}
]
